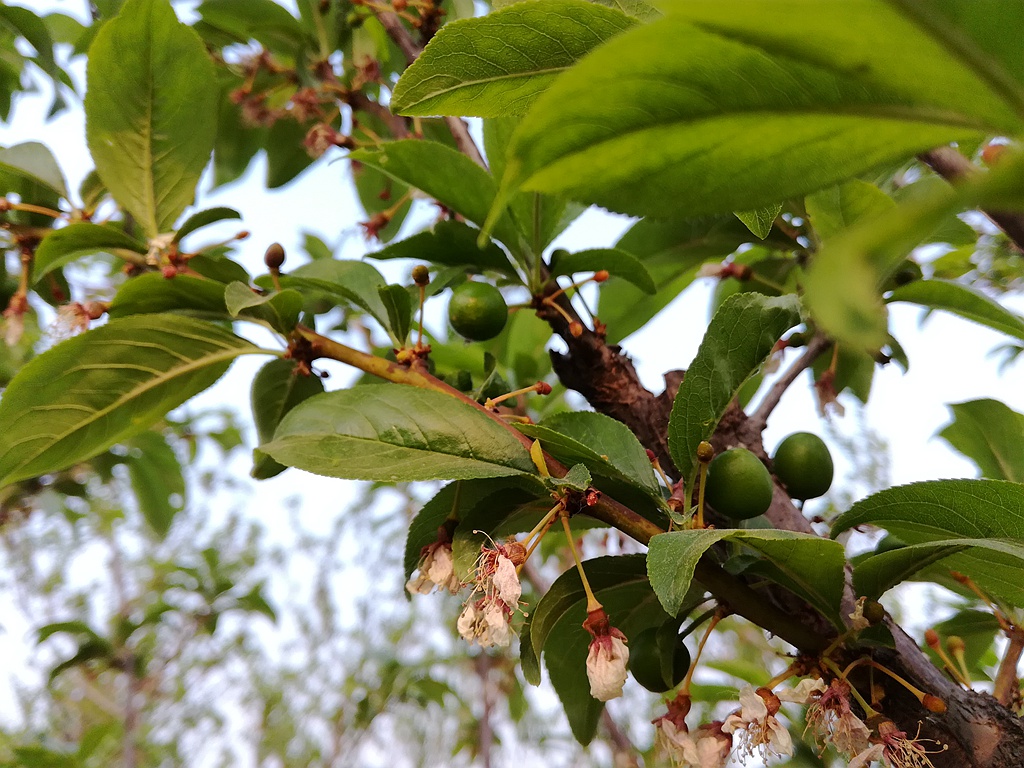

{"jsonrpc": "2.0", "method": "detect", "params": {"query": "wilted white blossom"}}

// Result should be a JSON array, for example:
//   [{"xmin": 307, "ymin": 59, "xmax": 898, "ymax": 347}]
[
  {"xmin": 849, "ymin": 744, "xmax": 886, "ymax": 768},
  {"xmin": 457, "ymin": 597, "xmax": 512, "ymax": 648},
  {"xmin": 456, "ymin": 538, "xmax": 527, "ymax": 647},
  {"xmin": 406, "ymin": 540, "xmax": 461, "ymax": 595},
  {"xmin": 775, "ymin": 677, "xmax": 827, "ymax": 704},
  {"xmin": 656, "ymin": 719, "xmax": 732, "ymax": 768},
  {"xmin": 804, "ymin": 679, "xmax": 871, "ymax": 758},
  {"xmin": 722, "ymin": 685, "xmax": 793, "ymax": 761},
  {"xmin": 849, "ymin": 596, "xmax": 872, "ymax": 630},
  {"xmin": 586, "ymin": 629, "xmax": 629, "ymax": 701}
]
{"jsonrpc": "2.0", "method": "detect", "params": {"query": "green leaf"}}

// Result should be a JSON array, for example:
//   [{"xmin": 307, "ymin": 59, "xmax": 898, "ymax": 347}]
[
  {"xmin": 889, "ymin": 0, "xmax": 1024, "ymax": 116},
  {"xmin": 483, "ymin": 116, "xmax": 583, "ymax": 253},
  {"xmin": 599, "ymin": 215, "xmax": 755, "ymax": 343},
  {"xmin": 275, "ymin": 259, "xmax": 391, "ymax": 330},
  {"xmin": 735, "ymin": 203, "xmax": 781, "ymax": 240},
  {"xmin": 224, "ymin": 281, "xmax": 302, "ymax": 333},
  {"xmin": 492, "ymin": 3, "xmax": 1019, "ymax": 222},
  {"xmin": 33, "ymin": 222, "xmax": 147, "ymax": 282},
  {"xmin": 265, "ymin": 118, "xmax": 316, "ymax": 190},
  {"xmin": 831, "ymin": 479, "xmax": 1024, "ymax": 607},
  {"xmin": 124, "ymin": 430, "xmax": 185, "ymax": 537},
  {"xmin": 852, "ymin": 537, "xmax": 1024, "ymax": 601},
  {"xmin": 195, "ymin": 0, "xmax": 308, "ymax": 50},
  {"xmin": 188, "ymin": 254, "xmax": 250, "ymax": 285},
  {"xmin": 549, "ymin": 248, "xmax": 655, "ymax": 294},
  {"xmin": 891, "ymin": 175, "xmax": 977, "ymax": 246},
  {"xmin": 648, "ymin": 529, "xmax": 847, "ymax": 622},
  {"xmin": 0, "ymin": 315, "xmax": 262, "ymax": 487},
  {"xmin": 668, "ymin": 293, "xmax": 801, "ymax": 483},
  {"xmin": 0, "ymin": 5, "xmax": 69, "ymax": 113},
  {"xmin": 108, "ymin": 273, "xmax": 229, "ymax": 318},
  {"xmin": 806, "ymin": 180, "xmax": 895, "ymax": 243},
  {"xmin": 173, "ymin": 206, "xmax": 241, "ymax": 243},
  {"xmin": 348, "ymin": 140, "xmax": 521, "ymax": 249},
  {"xmin": 0, "ymin": 142, "xmax": 68, "ymax": 199},
  {"xmin": 250, "ymin": 358, "xmax": 325, "ymax": 480},
  {"xmin": 37, "ymin": 620, "xmax": 104, "ymax": 645},
  {"xmin": 49, "ymin": 639, "xmax": 116, "ymax": 683},
  {"xmin": 378, "ymin": 284, "xmax": 413, "ymax": 346},
  {"xmin": 517, "ymin": 411, "xmax": 663, "ymax": 511},
  {"xmin": 260, "ymin": 385, "xmax": 537, "ymax": 483},
  {"xmin": 529, "ymin": 554, "xmax": 670, "ymax": 744},
  {"xmin": 85, "ymin": 0, "xmax": 217, "ymax": 235},
  {"xmin": 403, "ymin": 478, "xmax": 530, "ymax": 584},
  {"xmin": 366, "ymin": 219, "xmax": 516, "ymax": 275},
  {"xmin": 939, "ymin": 399, "xmax": 1024, "ymax": 483},
  {"xmin": 390, "ymin": 0, "xmax": 636, "ymax": 118},
  {"xmin": 549, "ymin": 463, "xmax": 593, "ymax": 492},
  {"xmin": 887, "ymin": 280, "xmax": 1024, "ymax": 344}
]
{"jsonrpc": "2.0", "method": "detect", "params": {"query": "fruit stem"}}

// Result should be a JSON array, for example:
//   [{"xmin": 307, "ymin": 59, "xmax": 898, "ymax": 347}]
[
  {"xmin": 950, "ymin": 571, "xmax": 1012, "ymax": 632},
  {"xmin": 522, "ymin": 502, "xmax": 563, "ymax": 562},
  {"xmin": 845, "ymin": 657, "xmax": 948, "ymax": 711},
  {"xmin": 679, "ymin": 610, "xmax": 724, "ymax": 695},
  {"xmin": 822, "ymin": 657, "xmax": 880, "ymax": 718},
  {"xmin": 1, "ymin": 200, "xmax": 63, "ymax": 219},
  {"xmin": 545, "ymin": 271, "xmax": 609, "ymax": 303},
  {"xmin": 947, "ymin": 637, "xmax": 972, "ymax": 689},
  {"xmin": 924, "ymin": 629, "xmax": 972, "ymax": 687},
  {"xmin": 542, "ymin": 296, "xmax": 583, "ymax": 337},
  {"xmin": 561, "ymin": 512, "xmax": 602, "ymax": 613},
  {"xmin": 765, "ymin": 661, "xmax": 801, "ymax": 689},
  {"xmin": 484, "ymin": 380, "xmax": 551, "ymax": 410},
  {"xmin": 416, "ymin": 284, "xmax": 426, "ymax": 349}
]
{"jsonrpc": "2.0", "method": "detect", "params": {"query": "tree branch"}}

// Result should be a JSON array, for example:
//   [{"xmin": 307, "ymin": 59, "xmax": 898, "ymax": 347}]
[
  {"xmin": 993, "ymin": 627, "xmax": 1024, "ymax": 706},
  {"xmin": 748, "ymin": 333, "xmax": 831, "ymax": 431},
  {"xmin": 920, "ymin": 146, "xmax": 1024, "ymax": 252}
]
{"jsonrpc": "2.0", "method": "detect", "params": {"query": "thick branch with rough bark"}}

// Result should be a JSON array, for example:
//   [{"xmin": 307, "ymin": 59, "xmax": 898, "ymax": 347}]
[
  {"xmin": 541, "ymin": 295, "xmax": 1022, "ymax": 767},
  {"xmin": 921, "ymin": 146, "xmax": 1024, "ymax": 252}
]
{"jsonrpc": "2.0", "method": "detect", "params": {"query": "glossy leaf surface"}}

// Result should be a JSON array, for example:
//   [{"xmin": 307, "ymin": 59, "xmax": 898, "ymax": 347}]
[
  {"xmin": 261, "ymin": 385, "xmax": 537, "ymax": 483},
  {"xmin": 648, "ymin": 529, "xmax": 846, "ymax": 623},
  {"xmin": 832, "ymin": 479, "xmax": 1024, "ymax": 607}
]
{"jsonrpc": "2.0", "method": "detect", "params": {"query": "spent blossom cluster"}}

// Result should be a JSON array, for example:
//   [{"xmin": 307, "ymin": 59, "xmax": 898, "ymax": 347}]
[{"xmin": 457, "ymin": 538, "xmax": 526, "ymax": 649}]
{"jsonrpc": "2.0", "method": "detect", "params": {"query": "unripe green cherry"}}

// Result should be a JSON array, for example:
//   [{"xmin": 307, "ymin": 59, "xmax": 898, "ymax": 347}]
[
  {"xmin": 771, "ymin": 432, "xmax": 834, "ymax": 500},
  {"xmin": 628, "ymin": 627, "xmax": 691, "ymax": 693},
  {"xmin": 704, "ymin": 447, "xmax": 773, "ymax": 520},
  {"xmin": 448, "ymin": 281, "xmax": 508, "ymax": 341}
]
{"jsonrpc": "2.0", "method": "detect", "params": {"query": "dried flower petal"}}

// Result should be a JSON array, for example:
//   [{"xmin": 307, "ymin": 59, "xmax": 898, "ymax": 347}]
[{"xmin": 849, "ymin": 743, "xmax": 886, "ymax": 768}]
